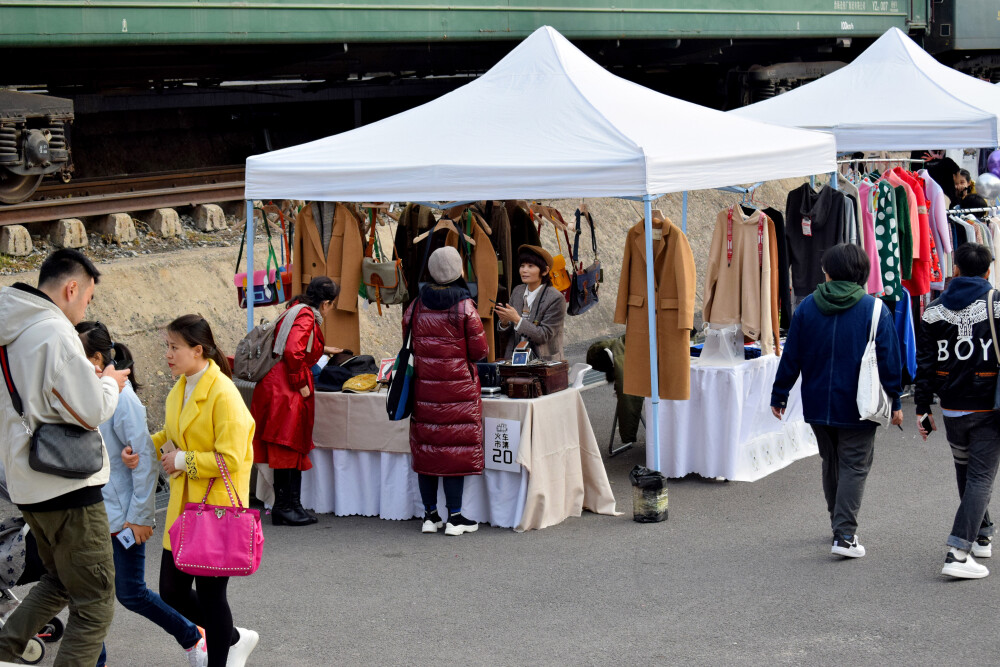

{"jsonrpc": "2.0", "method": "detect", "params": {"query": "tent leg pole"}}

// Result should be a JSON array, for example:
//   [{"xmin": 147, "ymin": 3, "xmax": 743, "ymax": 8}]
[
  {"xmin": 810, "ymin": 175, "xmax": 815, "ymax": 189},
  {"xmin": 643, "ymin": 195, "xmax": 661, "ymax": 472},
  {"xmin": 246, "ymin": 199, "xmax": 255, "ymax": 333},
  {"xmin": 681, "ymin": 191, "xmax": 688, "ymax": 234},
  {"xmin": 831, "ymin": 170, "xmax": 838, "ymax": 189}
]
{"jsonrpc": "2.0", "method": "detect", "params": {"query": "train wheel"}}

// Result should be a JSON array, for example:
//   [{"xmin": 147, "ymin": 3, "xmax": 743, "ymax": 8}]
[{"xmin": 0, "ymin": 170, "xmax": 42, "ymax": 204}]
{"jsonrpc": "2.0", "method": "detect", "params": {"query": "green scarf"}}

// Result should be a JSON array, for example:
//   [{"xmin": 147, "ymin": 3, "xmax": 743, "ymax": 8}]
[{"xmin": 813, "ymin": 281, "xmax": 865, "ymax": 315}]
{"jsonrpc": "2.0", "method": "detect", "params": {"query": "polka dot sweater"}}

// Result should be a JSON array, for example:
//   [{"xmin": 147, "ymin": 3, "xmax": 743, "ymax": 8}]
[{"xmin": 874, "ymin": 180, "xmax": 902, "ymax": 300}]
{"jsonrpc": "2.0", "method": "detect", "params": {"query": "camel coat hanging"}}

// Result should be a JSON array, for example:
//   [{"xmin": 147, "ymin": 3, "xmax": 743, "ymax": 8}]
[
  {"xmin": 614, "ymin": 216, "xmax": 696, "ymax": 400},
  {"xmin": 291, "ymin": 202, "xmax": 364, "ymax": 354}
]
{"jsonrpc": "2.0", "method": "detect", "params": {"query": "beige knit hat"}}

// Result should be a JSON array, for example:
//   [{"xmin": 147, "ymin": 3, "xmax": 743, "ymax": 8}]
[{"xmin": 428, "ymin": 246, "xmax": 463, "ymax": 284}]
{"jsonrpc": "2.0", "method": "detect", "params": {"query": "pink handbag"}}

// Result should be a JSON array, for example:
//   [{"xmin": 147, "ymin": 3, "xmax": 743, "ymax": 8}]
[{"xmin": 169, "ymin": 453, "xmax": 264, "ymax": 577}]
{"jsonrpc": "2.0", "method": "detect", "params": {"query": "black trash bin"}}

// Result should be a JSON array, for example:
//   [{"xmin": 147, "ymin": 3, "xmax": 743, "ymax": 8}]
[{"xmin": 629, "ymin": 465, "xmax": 668, "ymax": 523}]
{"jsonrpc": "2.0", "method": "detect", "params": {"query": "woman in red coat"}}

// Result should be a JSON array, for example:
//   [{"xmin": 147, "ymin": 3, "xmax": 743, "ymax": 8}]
[
  {"xmin": 402, "ymin": 246, "xmax": 490, "ymax": 536},
  {"xmin": 251, "ymin": 276, "xmax": 340, "ymax": 526}
]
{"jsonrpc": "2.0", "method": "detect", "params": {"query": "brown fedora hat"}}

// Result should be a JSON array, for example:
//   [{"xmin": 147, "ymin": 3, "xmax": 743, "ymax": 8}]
[{"xmin": 517, "ymin": 244, "xmax": 554, "ymax": 270}]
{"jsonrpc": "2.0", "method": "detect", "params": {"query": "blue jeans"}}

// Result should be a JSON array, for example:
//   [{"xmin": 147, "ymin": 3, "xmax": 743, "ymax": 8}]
[
  {"xmin": 96, "ymin": 537, "xmax": 201, "ymax": 667},
  {"xmin": 943, "ymin": 413, "xmax": 1000, "ymax": 551}
]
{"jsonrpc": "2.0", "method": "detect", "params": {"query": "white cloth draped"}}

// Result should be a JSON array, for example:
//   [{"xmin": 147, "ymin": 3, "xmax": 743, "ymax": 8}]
[
  {"xmin": 300, "ymin": 450, "xmax": 528, "ymax": 528},
  {"xmin": 650, "ymin": 354, "xmax": 817, "ymax": 481}
]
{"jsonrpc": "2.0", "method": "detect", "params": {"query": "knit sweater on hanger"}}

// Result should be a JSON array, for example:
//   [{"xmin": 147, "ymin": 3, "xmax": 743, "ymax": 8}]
[{"xmin": 784, "ymin": 183, "xmax": 847, "ymax": 297}]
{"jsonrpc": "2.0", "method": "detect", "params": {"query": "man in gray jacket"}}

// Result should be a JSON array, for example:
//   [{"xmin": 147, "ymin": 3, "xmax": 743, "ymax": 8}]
[{"xmin": 0, "ymin": 249, "xmax": 130, "ymax": 665}]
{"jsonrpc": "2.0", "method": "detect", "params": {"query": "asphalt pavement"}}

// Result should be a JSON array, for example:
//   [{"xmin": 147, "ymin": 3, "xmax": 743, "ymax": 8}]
[{"xmin": 6, "ymin": 342, "xmax": 999, "ymax": 666}]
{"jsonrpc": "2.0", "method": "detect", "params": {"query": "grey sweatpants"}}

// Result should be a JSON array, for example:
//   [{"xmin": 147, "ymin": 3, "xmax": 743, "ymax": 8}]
[{"xmin": 810, "ymin": 424, "xmax": 878, "ymax": 539}]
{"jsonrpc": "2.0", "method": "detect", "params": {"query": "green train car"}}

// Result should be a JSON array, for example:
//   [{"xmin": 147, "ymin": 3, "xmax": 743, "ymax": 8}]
[
  {"xmin": 0, "ymin": 0, "xmax": 940, "ymax": 88},
  {"xmin": 0, "ymin": 0, "xmax": 996, "ymax": 202}
]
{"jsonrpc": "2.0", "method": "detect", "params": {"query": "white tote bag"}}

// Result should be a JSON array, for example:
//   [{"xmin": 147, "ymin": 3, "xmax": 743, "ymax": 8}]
[{"xmin": 856, "ymin": 298, "xmax": 892, "ymax": 427}]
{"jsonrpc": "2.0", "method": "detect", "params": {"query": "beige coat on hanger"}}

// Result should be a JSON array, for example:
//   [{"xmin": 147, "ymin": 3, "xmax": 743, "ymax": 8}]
[
  {"xmin": 614, "ymin": 217, "xmax": 696, "ymax": 400},
  {"xmin": 291, "ymin": 203, "xmax": 364, "ymax": 355}
]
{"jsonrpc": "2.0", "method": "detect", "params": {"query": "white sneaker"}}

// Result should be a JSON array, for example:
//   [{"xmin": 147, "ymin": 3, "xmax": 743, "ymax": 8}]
[
  {"xmin": 972, "ymin": 537, "xmax": 992, "ymax": 559},
  {"xmin": 185, "ymin": 635, "xmax": 208, "ymax": 667},
  {"xmin": 444, "ymin": 514, "xmax": 479, "ymax": 536},
  {"xmin": 831, "ymin": 535, "xmax": 865, "ymax": 558},
  {"xmin": 942, "ymin": 551, "xmax": 990, "ymax": 579},
  {"xmin": 226, "ymin": 627, "xmax": 259, "ymax": 667},
  {"xmin": 421, "ymin": 511, "xmax": 444, "ymax": 534}
]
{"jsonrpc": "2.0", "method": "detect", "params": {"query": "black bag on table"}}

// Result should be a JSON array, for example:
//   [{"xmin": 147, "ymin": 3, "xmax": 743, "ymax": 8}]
[
  {"xmin": 316, "ymin": 355, "xmax": 380, "ymax": 392},
  {"xmin": 476, "ymin": 362, "xmax": 500, "ymax": 388},
  {"xmin": 339, "ymin": 355, "xmax": 379, "ymax": 376}
]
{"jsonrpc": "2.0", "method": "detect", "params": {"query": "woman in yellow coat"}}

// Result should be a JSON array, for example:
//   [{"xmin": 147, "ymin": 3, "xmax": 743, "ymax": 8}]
[{"xmin": 152, "ymin": 315, "xmax": 258, "ymax": 667}]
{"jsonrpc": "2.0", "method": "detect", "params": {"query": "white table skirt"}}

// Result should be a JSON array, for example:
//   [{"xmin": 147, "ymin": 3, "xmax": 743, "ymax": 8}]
[
  {"xmin": 300, "ymin": 450, "xmax": 529, "ymax": 528},
  {"xmin": 264, "ymin": 387, "xmax": 617, "ymax": 531},
  {"xmin": 648, "ymin": 354, "xmax": 818, "ymax": 482}
]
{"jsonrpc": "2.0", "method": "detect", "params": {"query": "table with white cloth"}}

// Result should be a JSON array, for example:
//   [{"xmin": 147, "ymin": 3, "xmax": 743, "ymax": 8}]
[
  {"xmin": 647, "ymin": 354, "xmax": 818, "ymax": 481},
  {"xmin": 295, "ymin": 387, "xmax": 617, "ymax": 531}
]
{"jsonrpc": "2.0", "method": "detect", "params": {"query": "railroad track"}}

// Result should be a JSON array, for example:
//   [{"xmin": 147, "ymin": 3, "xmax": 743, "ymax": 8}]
[{"xmin": 0, "ymin": 167, "xmax": 246, "ymax": 226}]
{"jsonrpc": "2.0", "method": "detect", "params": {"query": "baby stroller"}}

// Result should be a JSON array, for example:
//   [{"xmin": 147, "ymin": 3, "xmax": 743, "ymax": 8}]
[{"xmin": 0, "ymin": 516, "xmax": 65, "ymax": 664}]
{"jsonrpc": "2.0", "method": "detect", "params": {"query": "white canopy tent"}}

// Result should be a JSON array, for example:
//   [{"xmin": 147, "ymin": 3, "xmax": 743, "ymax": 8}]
[
  {"xmin": 243, "ymin": 25, "xmax": 836, "ymax": 471},
  {"xmin": 731, "ymin": 27, "xmax": 1000, "ymax": 152}
]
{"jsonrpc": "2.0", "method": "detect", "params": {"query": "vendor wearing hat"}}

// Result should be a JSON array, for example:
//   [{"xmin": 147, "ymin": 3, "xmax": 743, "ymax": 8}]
[{"xmin": 495, "ymin": 245, "xmax": 567, "ymax": 361}]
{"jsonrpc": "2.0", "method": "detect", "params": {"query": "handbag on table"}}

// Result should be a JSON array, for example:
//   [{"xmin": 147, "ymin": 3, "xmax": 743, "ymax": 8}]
[
  {"xmin": 169, "ymin": 453, "xmax": 264, "ymax": 577},
  {"xmin": 568, "ymin": 209, "xmax": 602, "ymax": 316},
  {"xmin": 0, "ymin": 346, "xmax": 105, "ymax": 480},
  {"xmin": 856, "ymin": 298, "xmax": 892, "ymax": 427},
  {"xmin": 476, "ymin": 362, "xmax": 500, "ymax": 388},
  {"xmin": 505, "ymin": 376, "xmax": 543, "ymax": 399}
]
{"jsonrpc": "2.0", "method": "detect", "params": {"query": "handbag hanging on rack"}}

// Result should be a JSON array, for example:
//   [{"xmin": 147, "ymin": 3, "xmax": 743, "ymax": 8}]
[
  {"xmin": 168, "ymin": 453, "xmax": 264, "ymax": 577},
  {"xmin": 568, "ymin": 209, "xmax": 602, "ymax": 316},
  {"xmin": 536, "ymin": 208, "xmax": 573, "ymax": 296},
  {"xmin": 361, "ymin": 209, "xmax": 409, "ymax": 315},
  {"xmin": 269, "ymin": 202, "xmax": 293, "ymax": 293},
  {"xmin": 234, "ymin": 207, "xmax": 287, "ymax": 309}
]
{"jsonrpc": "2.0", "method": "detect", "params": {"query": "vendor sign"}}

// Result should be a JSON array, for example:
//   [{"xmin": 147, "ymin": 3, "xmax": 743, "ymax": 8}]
[{"xmin": 484, "ymin": 417, "xmax": 521, "ymax": 473}]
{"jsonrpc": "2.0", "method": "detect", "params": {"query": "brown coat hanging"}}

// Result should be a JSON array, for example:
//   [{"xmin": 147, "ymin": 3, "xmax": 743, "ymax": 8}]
[
  {"xmin": 291, "ymin": 203, "xmax": 364, "ymax": 355},
  {"xmin": 614, "ymin": 216, "xmax": 696, "ymax": 400}
]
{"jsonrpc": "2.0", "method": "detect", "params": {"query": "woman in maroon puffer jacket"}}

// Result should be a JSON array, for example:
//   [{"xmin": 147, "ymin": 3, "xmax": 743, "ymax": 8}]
[{"xmin": 402, "ymin": 246, "xmax": 489, "ymax": 536}]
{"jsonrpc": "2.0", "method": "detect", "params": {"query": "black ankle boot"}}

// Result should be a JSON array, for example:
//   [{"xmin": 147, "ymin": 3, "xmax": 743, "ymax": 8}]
[
  {"xmin": 288, "ymin": 469, "xmax": 317, "ymax": 525},
  {"xmin": 271, "ymin": 469, "xmax": 313, "ymax": 526}
]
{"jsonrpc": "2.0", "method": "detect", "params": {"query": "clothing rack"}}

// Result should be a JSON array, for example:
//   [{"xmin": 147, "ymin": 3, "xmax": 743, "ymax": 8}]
[
  {"xmin": 679, "ymin": 182, "xmax": 764, "ymax": 233},
  {"xmin": 410, "ymin": 200, "xmax": 477, "ymax": 210},
  {"xmin": 949, "ymin": 206, "xmax": 1000, "ymax": 215},
  {"xmin": 835, "ymin": 158, "xmax": 925, "ymax": 164}
]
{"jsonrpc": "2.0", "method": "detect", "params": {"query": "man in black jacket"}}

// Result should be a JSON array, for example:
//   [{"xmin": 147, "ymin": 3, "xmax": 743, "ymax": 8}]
[{"xmin": 916, "ymin": 243, "xmax": 1000, "ymax": 579}]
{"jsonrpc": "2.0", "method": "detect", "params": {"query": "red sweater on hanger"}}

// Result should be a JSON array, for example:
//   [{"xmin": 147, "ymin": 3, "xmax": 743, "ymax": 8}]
[{"xmin": 892, "ymin": 168, "xmax": 931, "ymax": 296}]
